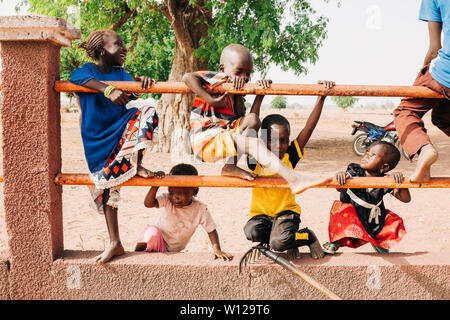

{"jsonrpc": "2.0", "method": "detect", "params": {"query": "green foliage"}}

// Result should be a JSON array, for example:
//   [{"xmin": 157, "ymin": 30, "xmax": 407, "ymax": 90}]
[
  {"xmin": 332, "ymin": 96, "xmax": 359, "ymax": 110},
  {"xmin": 14, "ymin": 0, "xmax": 174, "ymax": 100},
  {"xmin": 14, "ymin": 0, "xmax": 329, "ymax": 82},
  {"xmin": 271, "ymin": 95, "xmax": 287, "ymax": 109},
  {"xmin": 197, "ymin": 0, "xmax": 329, "ymax": 76}
]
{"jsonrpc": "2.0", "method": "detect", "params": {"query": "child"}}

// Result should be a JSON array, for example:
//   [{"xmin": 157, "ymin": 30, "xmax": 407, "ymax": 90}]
[
  {"xmin": 70, "ymin": 29, "xmax": 163, "ymax": 264},
  {"xmin": 135, "ymin": 163, "xmax": 233, "ymax": 261},
  {"xmin": 243, "ymin": 80, "xmax": 335, "ymax": 259},
  {"xmin": 323, "ymin": 141, "xmax": 411, "ymax": 254},
  {"xmin": 183, "ymin": 43, "xmax": 323, "ymax": 194},
  {"xmin": 393, "ymin": 0, "xmax": 450, "ymax": 183}
]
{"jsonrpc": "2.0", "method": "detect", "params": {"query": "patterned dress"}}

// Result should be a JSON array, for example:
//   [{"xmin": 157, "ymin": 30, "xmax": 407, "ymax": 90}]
[
  {"xmin": 327, "ymin": 163, "xmax": 406, "ymax": 250},
  {"xmin": 71, "ymin": 63, "xmax": 158, "ymax": 213}
]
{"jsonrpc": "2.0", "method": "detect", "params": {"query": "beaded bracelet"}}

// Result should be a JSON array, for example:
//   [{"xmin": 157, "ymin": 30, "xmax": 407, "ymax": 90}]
[{"xmin": 104, "ymin": 85, "xmax": 115, "ymax": 99}]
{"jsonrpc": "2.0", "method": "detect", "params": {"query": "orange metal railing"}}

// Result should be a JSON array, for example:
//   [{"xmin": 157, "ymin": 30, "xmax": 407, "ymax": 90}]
[
  {"xmin": 53, "ymin": 81, "xmax": 445, "ymax": 98},
  {"xmin": 0, "ymin": 81, "xmax": 445, "ymax": 98},
  {"xmin": 0, "ymin": 80, "xmax": 448, "ymax": 189},
  {"xmin": 53, "ymin": 174, "xmax": 450, "ymax": 189}
]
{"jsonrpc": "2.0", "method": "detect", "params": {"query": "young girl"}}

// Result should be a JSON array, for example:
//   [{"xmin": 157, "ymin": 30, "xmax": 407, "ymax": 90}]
[
  {"xmin": 70, "ymin": 29, "xmax": 163, "ymax": 264},
  {"xmin": 323, "ymin": 141, "xmax": 411, "ymax": 254},
  {"xmin": 135, "ymin": 163, "xmax": 233, "ymax": 261}
]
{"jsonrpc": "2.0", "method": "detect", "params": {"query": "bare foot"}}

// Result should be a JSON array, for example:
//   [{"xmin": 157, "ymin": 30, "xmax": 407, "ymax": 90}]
[
  {"xmin": 410, "ymin": 144, "xmax": 438, "ymax": 183},
  {"xmin": 286, "ymin": 247, "xmax": 300, "ymax": 259},
  {"xmin": 134, "ymin": 242, "xmax": 147, "ymax": 252},
  {"xmin": 308, "ymin": 238, "xmax": 325, "ymax": 260},
  {"xmin": 136, "ymin": 165, "xmax": 153, "ymax": 178},
  {"xmin": 289, "ymin": 172, "xmax": 332, "ymax": 194},
  {"xmin": 221, "ymin": 164, "xmax": 256, "ymax": 180},
  {"xmin": 95, "ymin": 241, "xmax": 124, "ymax": 264}
]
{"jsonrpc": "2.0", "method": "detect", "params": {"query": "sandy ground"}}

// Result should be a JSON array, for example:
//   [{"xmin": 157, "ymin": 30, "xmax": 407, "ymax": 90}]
[{"xmin": 0, "ymin": 107, "xmax": 449, "ymax": 257}]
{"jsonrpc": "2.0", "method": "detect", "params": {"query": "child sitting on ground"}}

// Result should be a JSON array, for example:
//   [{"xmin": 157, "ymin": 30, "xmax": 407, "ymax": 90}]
[
  {"xmin": 243, "ymin": 80, "xmax": 335, "ymax": 259},
  {"xmin": 135, "ymin": 163, "xmax": 233, "ymax": 261},
  {"xmin": 183, "ymin": 43, "xmax": 323, "ymax": 194},
  {"xmin": 323, "ymin": 141, "xmax": 411, "ymax": 254}
]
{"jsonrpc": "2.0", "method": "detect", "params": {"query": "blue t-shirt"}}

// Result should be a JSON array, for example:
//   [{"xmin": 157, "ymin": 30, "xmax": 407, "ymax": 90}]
[
  {"xmin": 419, "ymin": 0, "xmax": 450, "ymax": 88},
  {"xmin": 70, "ymin": 63, "xmax": 138, "ymax": 173}
]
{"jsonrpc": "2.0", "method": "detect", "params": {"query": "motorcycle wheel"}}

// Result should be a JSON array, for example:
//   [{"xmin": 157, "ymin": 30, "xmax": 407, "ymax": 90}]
[
  {"xmin": 396, "ymin": 140, "xmax": 410, "ymax": 160},
  {"xmin": 352, "ymin": 133, "xmax": 370, "ymax": 156}
]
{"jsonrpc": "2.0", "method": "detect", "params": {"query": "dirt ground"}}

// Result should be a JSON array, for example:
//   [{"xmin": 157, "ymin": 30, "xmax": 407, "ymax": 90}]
[{"xmin": 0, "ymin": 106, "xmax": 449, "ymax": 256}]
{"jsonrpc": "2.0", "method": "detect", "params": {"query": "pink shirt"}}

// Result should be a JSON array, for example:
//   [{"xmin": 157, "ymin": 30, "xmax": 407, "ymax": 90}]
[{"xmin": 156, "ymin": 193, "xmax": 217, "ymax": 252}]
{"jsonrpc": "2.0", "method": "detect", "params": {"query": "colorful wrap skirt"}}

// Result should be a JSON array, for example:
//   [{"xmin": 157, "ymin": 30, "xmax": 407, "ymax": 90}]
[
  {"xmin": 328, "ymin": 200, "xmax": 406, "ymax": 250},
  {"xmin": 89, "ymin": 106, "xmax": 158, "ymax": 214}
]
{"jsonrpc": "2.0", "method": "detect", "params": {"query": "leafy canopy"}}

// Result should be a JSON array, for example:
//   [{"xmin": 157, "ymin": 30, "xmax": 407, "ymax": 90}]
[{"xmin": 13, "ymin": 0, "xmax": 330, "ymax": 90}]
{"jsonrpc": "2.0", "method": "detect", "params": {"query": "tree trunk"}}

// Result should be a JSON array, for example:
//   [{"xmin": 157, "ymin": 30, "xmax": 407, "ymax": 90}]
[{"xmin": 156, "ymin": 1, "xmax": 210, "ymax": 157}]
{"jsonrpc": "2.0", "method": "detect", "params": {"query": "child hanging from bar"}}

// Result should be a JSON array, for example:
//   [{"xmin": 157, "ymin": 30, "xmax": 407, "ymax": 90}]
[
  {"xmin": 323, "ymin": 141, "xmax": 411, "ymax": 254},
  {"xmin": 70, "ymin": 29, "xmax": 164, "ymax": 264},
  {"xmin": 183, "ymin": 44, "xmax": 329, "ymax": 194},
  {"xmin": 135, "ymin": 163, "xmax": 233, "ymax": 261},
  {"xmin": 243, "ymin": 80, "xmax": 335, "ymax": 259}
]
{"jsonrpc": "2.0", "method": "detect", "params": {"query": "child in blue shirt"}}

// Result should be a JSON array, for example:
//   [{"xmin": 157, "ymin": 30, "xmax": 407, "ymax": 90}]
[
  {"xmin": 71, "ymin": 29, "xmax": 163, "ymax": 264},
  {"xmin": 394, "ymin": 0, "xmax": 450, "ymax": 183}
]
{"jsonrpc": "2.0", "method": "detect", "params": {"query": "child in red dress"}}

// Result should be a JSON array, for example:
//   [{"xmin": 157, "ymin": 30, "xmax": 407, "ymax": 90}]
[{"xmin": 323, "ymin": 141, "xmax": 411, "ymax": 254}]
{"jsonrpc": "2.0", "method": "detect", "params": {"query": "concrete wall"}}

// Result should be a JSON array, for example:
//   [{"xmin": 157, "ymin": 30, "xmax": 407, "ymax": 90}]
[
  {"xmin": 0, "ymin": 251, "xmax": 9, "ymax": 300},
  {"xmin": 21, "ymin": 251, "xmax": 450, "ymax": 300}
]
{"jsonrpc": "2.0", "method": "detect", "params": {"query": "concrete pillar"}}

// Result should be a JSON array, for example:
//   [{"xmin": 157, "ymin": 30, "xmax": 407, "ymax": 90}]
[{"xmin": 0, "ymin": 15, "xmax": 80, "ymax": 299}]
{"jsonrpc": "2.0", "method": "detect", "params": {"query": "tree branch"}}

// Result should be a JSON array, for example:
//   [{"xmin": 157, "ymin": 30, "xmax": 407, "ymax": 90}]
[{"xmin": 112, "ymin": 2, "xmax": 137, "ymax": 31}]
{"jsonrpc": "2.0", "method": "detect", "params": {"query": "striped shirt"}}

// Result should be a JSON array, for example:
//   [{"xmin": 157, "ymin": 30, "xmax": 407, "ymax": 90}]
[{"xmin": 189, "ymin": 71, "xmax": 244, "ymax": 155}]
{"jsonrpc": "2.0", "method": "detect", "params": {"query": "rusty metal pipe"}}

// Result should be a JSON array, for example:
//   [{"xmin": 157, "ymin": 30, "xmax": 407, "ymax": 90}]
[
  {"xmin": 51, "ymin": 174, "xmax": 450, "ymax": 189},
  {"xmin": 49, "ymin": 81, "xmax": 445, "ymax": 98}
]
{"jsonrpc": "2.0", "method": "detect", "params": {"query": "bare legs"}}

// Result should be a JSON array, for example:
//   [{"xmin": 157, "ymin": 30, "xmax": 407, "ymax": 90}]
[
  {"xmin": 95, "ymin": 189, "xmax": 125, "ymax": 264},
  {"xmin": 221, "ymin": 113, "xmax": 259, "ymax": 180},
  {"xmin": 230, "ymin": 132, "xmax": 329, "ymax": 194},
  {"xmin": 409, "ymin": 143, "xmax": 438, "ymax": 183}
]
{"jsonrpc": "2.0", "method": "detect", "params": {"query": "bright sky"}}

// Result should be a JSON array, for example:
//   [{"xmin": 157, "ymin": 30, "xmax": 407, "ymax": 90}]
[{"xmin": 0, "ymin": 0, "xmax": 430, "ymax": 106}]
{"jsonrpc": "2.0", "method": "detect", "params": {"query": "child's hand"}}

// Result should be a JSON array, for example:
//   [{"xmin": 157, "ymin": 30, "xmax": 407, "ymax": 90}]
[
  {"xmin": 389, "ymin": 172, "xmax": 405, "ymax": 184},
  {"xmin": 256, "ymin": 79, "xmax": 272, "ymax": 89},
  {"xmin": 318, "ymin": 80, "xmax": 335, "ymax": 89},
  {"xmin": 209, "ymin": 93, "xmax": 229, "ymax": 108},
  {"xmin": 230, "ymin": 75, "xmax": 248, "ymax": 90},
  {"xmin": 135, "ymin": 76, "xmax": 157, "ymax": 89},
  {"xmin": 213, "ymin": 249, "xmax": 233, "ymax": 261},
  {"xmin": 336, "ymin": 171, "xmax": 350, "ymax": 185},
  {"xmin": 108, "ymin": 88, "xmax": 130, "ymax": 105}
]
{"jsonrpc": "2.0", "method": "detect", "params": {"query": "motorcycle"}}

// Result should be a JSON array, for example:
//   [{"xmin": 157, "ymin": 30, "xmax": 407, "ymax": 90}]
[{"xmin": 351, "ymin": 120, "xmax": 409, "ymax": 160}]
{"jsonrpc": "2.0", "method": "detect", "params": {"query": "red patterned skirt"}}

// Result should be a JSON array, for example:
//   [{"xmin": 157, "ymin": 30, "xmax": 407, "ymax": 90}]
[{"xmin": 328, "ymin": 200, "xmax": 406, "ymax": 250}]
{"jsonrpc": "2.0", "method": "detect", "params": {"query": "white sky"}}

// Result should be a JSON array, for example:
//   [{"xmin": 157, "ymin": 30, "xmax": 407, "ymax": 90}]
[{"xmin": 0, "ymin": 0, "xmax": 430, "ymax": 106}]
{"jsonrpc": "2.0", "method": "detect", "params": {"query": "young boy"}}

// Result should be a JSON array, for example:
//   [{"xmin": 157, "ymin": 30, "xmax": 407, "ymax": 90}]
[
  {"xmin": 183, "ymin": 44, "xmax": 324, "ymax": 194},
  {"xmin": 243, "ymin": 80, "xmax": 335, "ymax": 259},
  {"xmin": 393, "ymin": 0, "xmax": 450, "ymax": 183}
]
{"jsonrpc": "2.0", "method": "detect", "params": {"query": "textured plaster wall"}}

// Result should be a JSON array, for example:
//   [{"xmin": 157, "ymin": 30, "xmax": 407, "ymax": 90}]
[
  {"xmin": 44, "ymin": 251, "xmax": 450, "ymax": 300},
  {"xmin": 1, "ymin": 41, "xmax": 63, "ymax": 299},
  {"xmin": 0, "ymin": 251, "xmax": 9, "ymax": 300}
]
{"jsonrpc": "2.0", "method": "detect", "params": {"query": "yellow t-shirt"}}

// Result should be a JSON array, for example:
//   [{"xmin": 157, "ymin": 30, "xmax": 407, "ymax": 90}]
[{"xmin": 247, "ymin": 139, "xmax": 304, "ymax": 218}]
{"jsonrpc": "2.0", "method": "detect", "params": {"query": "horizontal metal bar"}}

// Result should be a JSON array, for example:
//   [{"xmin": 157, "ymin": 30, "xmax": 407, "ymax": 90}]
[
  {"xmin": 51, "ymin": 174, "xmax": 450, "ymax": 189},
  {"xmin": 50, "ymin": 81, "xmax": 444, "ymax": 98},
  {"xmin": 0, "ymin": 81, "xmax": 443, "ymax": 98},
  {"xmin": 0, "ymin": 174, "xmax": 448, "ymax": 189}
]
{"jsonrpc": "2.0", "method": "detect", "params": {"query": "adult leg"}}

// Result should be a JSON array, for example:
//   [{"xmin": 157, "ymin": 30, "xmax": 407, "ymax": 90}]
[
  {"xmin": 431, "ymin": 99, "xmax": 450, "ymax": 137},
  {"xmin": 95, "ymin": 189, "xmax": 125, "ymax": 264},
  {"xmin": 393, "ymin": 66, "xmax": 441, "ymax": 182},
  {"xmin": 243, "ymin": 214, "xmax": 272, "ymax": 244}
]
